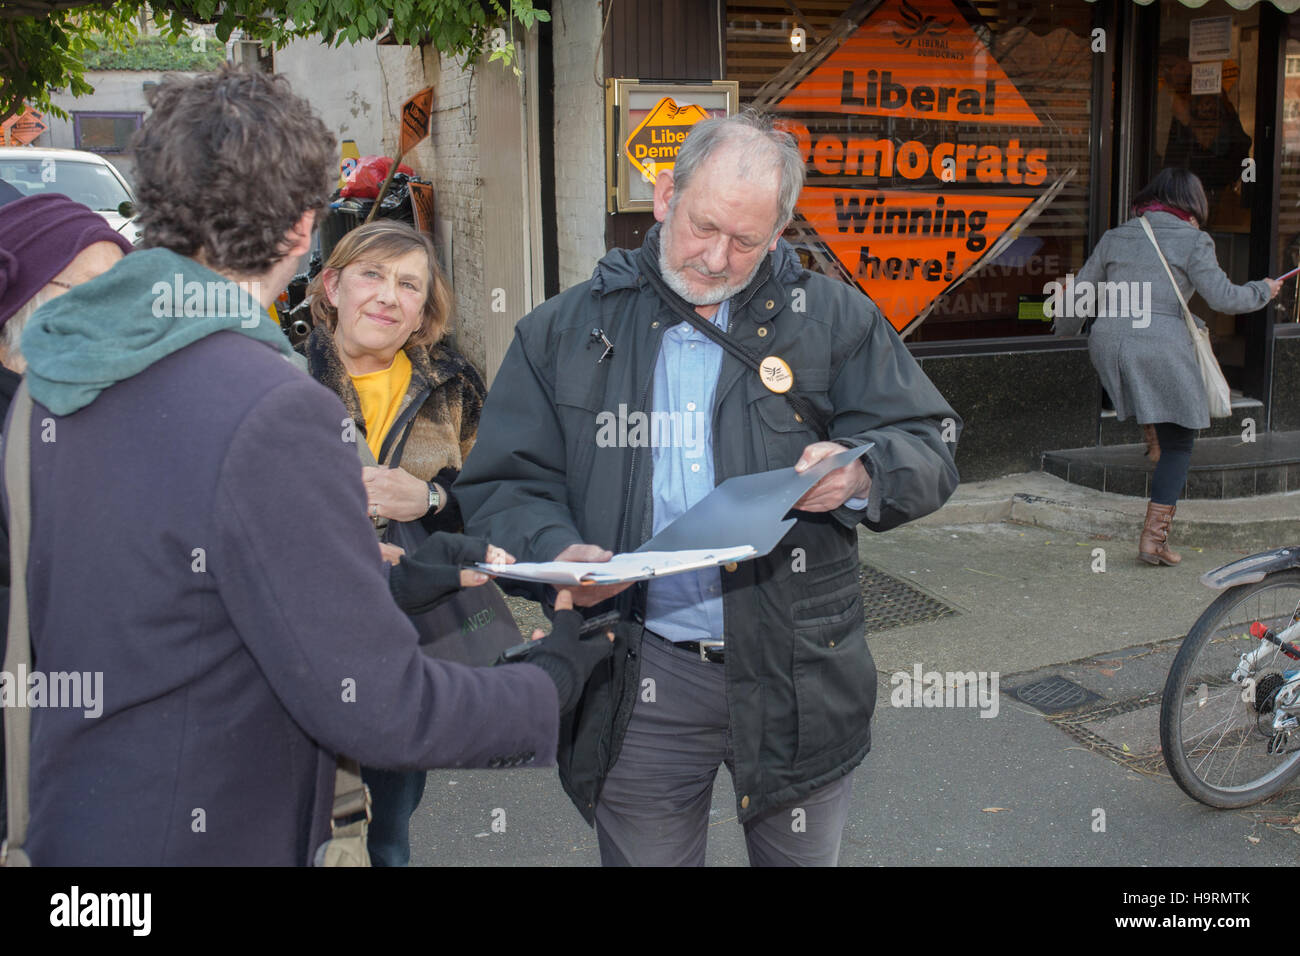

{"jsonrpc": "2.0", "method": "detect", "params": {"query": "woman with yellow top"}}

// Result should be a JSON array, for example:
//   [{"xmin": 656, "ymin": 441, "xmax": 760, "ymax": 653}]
[
  {"xmin": 303, "ymin": 219, "xmax": 489, "ymax": 866},
  {"xmin": 306, "ymin": 220, "xmax": 486, "ymax": 548}
]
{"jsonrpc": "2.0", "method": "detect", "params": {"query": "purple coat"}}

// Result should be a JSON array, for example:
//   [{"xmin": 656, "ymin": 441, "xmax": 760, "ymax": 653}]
[{"xmin": 8, "ymin": 331, "xmax": 557, "ymax": 865}]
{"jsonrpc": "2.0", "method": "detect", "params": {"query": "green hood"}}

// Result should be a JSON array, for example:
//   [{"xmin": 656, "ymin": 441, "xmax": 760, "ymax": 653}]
[{"xmin": 22, "ymin": 247, "xmax": 296, "ymax": 416}]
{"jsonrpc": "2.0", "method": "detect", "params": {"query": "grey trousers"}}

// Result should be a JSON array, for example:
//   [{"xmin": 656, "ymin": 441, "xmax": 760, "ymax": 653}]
[{"xmin": 595, "ymin": 631, "xmax": 855, "ymax": 867}]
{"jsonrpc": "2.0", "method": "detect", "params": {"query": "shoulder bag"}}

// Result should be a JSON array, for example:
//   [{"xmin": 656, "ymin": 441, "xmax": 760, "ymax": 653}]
[{"xmin": 1140, "ymin": 215, "xmax": 1233, "ymax": 419}]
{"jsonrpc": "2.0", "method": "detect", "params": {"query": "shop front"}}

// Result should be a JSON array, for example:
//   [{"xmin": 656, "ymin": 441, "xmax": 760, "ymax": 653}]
[{"xmin": 599, "ymin": 0, "xmax": 1300, "ymax": 486}]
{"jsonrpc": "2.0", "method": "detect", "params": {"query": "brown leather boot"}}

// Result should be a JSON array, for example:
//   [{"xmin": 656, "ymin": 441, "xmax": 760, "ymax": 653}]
[
  {"xmin": 1138, "ymin": 502, "xmax": 1181, "ymax": 565},
  {"xmin": 1142, "ymin": 424, "xmax": 1161, "ymax": 463}
]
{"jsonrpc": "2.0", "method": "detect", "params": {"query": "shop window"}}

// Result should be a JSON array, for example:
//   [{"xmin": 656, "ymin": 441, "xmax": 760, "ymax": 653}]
[
  {"xmin": 73, "ymin": 112, "xmax": 142, "ymax": 154},
  {"xmin": 1147, "ymin": 2, "xmax": 1258, "ymax": 382},
  {"xmin": 726, "ymin": 0, "xmax": 1098, "ymax": 342},
  {"xmin": 1278, "ymin": 16, "xmax": 1300, "ymax": 325}
]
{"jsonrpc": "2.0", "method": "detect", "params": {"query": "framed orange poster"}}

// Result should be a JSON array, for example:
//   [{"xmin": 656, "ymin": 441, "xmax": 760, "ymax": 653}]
[{"xmin": 606, "ymin": 79, "xmax": 739, "ymax": 213}]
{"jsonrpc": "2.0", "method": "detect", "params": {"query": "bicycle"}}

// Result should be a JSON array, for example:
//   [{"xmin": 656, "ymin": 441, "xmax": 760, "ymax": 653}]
[{"xmin": 1160, "ymin": 547, "xmax": 1300, "ymax": 808}]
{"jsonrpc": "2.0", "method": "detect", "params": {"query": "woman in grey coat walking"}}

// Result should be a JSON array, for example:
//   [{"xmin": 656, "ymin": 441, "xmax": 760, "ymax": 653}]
[{"xmin": 1067, "ymin": 169, "xmax": 1281, "ymax": 565}]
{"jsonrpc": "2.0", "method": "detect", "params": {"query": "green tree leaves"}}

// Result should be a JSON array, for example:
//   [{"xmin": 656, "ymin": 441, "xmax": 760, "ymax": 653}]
[{"xmin": 0, "ymin": 0, "xmax": 549, "ymax": 123}]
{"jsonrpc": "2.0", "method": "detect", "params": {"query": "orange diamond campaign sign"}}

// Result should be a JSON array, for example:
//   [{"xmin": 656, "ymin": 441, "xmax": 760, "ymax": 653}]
[
  {"xmin": 2, "ymin": 107, "xmax": 48, "ymax": 147},
  {"xmin": 773, "ymin": 0, "xmax": 1052, "ymax": 335},
  {"xmin": 399, "ymin": 88, "xmax": 433, "ymax": 157},
  {"xmin": 776, "ymin": 0, "xmax": 1039, "ymax": 127},
  {"xmin": 799, "ymin": 187, "xmax": 1034, "ymax": 328},
  {"xmin": 624, "ymin": 97, "xmax": 711, "ymax": 183}
]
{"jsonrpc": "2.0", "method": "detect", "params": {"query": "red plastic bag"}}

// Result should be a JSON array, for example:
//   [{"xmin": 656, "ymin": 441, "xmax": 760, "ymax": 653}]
[{"xmin": 340, "ymin": 156, "xmax": 415, "ymax": 199}]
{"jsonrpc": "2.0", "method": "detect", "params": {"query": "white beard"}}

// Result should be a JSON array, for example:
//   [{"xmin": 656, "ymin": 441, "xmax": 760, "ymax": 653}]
[
  {"xmin": 659, "ymin": 260, "xmax": 748, "ymax": 305},
  {"xmin": 658, "ymin": 213, "xmax": 767, "ymax": 306}
]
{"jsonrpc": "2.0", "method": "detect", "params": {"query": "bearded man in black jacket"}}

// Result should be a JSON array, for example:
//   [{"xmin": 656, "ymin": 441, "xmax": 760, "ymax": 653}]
[{"xmin": 457, "ymin": 112, "xmax": 961, "ymax": 866}]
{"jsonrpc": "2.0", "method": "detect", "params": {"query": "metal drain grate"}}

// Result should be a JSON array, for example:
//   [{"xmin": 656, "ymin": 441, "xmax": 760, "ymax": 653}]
[
  {"xmin": 1044, "ymin": 691, "xmax": 1167, "ymax": 774},
  {"xmin": 1009, "ymin": 675, "xmax": 1102, "ymax": 714},
  {"xmin": 860, "ymin": 566, "xmax": 958, "ymax": 634}
]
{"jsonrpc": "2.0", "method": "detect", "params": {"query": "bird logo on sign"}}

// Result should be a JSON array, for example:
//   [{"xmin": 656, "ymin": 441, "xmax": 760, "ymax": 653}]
[{"xmin": 893, "ymin": 0, "xmax": 950, "ymax": 47}]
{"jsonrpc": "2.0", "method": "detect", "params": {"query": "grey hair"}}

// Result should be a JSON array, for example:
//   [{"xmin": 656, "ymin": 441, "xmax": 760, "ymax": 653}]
[
  {"xmin": 669, "ymin": 109, "xmax": 805, "ymax": 237},
  {"xmin": 0, "ymin": 285, "xmax": 52, "ymax": 372}
]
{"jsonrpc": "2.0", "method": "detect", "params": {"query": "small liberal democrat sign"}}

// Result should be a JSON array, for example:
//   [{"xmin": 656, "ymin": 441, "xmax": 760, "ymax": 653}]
[{"xmin": 623, "ymin": 97, "xmax": 711, "ymax": 183}]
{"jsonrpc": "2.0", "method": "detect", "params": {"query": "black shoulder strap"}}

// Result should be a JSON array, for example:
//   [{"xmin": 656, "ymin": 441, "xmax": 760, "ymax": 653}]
[{"xmin": 635, "ymin": 255, "xmax": 831, "ymax": 441}]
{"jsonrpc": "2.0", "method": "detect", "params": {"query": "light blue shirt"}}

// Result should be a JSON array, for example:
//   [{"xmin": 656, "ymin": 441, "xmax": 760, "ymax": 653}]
[
  {"xmin": 644, "ymin": 300, "xmax": 728, "ymax": 643},
  {"xmin": 642, "ymin": 299, "xmax": 868, "ymax": 644}
]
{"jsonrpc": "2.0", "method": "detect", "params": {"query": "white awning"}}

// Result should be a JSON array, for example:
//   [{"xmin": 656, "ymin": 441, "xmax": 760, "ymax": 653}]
[{"xmin": 1093, "ymin": 0, "xmax": 1300, "ymax": 10}]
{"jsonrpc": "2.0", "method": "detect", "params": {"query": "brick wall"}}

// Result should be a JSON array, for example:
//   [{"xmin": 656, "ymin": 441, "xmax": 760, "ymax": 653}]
[
  {"xmin": 413, "ymin": 0, "xmax": 611, "ymax": 374},
  {"xmin": 279, "ymin": 38, "xmax": 484, "ymax": 367}
]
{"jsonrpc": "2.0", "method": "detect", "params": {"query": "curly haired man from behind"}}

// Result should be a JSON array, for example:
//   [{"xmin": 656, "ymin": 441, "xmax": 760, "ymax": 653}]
[{"xmin": 3, "ymin": 66, "xmax": 607, "ymax": 866}]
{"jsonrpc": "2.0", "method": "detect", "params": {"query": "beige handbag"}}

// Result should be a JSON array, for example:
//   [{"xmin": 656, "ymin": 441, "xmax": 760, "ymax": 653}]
[
  {"xmin": 0, "ymin": 382, "xmax": 370, "ymax": 867},
  {"xmin": 314, "ymin": 757, "xmax": 372, "ymax": 867},
  {"xmin": 1140, "ymin": 215, "xmax": 1233, "ymax": 419}
]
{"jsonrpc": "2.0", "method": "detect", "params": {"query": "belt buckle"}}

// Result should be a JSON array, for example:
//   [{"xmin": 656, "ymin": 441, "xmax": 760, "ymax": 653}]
[{"xmin": 698, "ymin": 639, "xmax": 724, "ymax": 663}]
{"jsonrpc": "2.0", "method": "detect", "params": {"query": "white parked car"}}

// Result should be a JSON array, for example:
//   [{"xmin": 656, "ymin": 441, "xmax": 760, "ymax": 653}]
[{"xmin": 0, "ymin": 146, "xmax": 139, "ymax": 244}]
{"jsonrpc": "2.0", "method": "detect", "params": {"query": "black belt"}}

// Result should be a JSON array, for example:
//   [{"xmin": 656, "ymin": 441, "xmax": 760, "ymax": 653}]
[{"xmin": 646, "ymin": 628, "xmax": 725, "ymax": 663}]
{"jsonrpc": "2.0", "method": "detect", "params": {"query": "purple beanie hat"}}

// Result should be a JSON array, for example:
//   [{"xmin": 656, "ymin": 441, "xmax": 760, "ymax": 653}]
[{"xmin": 0, "ymin": 193, "xmax": 134, "ymax": 326}]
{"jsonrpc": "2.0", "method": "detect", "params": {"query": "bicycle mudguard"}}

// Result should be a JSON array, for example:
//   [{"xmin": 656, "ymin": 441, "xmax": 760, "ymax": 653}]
[{"xmin": 1200, "ymin": 546, "xmax": 1300, "ymax": 590}]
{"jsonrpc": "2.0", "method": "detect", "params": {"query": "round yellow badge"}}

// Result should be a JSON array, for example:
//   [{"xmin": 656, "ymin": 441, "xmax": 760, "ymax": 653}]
[{"xmin": 759, "ymin": 355, "xmax": 794, "ymax": 394}]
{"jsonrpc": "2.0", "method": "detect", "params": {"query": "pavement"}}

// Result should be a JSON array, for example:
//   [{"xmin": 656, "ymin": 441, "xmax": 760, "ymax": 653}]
[
  {"xmin": 924, "ymin": 470, "xmax": 1300, "ymax": 551},
  {"xmin": 409, "ymin": 473, "xmax": 1300, "ymax": 866}
]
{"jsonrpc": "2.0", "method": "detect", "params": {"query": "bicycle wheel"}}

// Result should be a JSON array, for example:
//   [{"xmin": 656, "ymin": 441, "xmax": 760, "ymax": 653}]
[{"xmin": 1159, "ymin": 568, "xmax": 1300, "ymax": 808}]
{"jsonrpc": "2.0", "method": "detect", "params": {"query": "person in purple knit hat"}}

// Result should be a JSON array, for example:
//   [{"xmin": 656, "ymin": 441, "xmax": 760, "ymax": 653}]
[
  {"xmin": 0, "ymin": 194, "xmax": 133, "ymax": 416},
  {"xmin": 0, "ymin": 192, "xmax": 132, "ymax": 846}
]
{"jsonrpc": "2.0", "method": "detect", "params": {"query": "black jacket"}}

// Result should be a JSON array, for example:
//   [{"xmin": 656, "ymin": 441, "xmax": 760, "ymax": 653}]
[{"xmin": 456, "ymin": 226, "xmax": 960, "ymax": 824}]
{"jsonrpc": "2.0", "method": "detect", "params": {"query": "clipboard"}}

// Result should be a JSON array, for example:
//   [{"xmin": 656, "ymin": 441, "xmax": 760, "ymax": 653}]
[
  {"xmin": 477, "ymin": 443, "xmax": 873, "ymax": 584},
  {"xmin": 635, "ymin": 443, "xmax": 873, "ymax": 555},
  {"xmin": 477, "ymin": 546, "xmax": 758, "ymax": 586}
]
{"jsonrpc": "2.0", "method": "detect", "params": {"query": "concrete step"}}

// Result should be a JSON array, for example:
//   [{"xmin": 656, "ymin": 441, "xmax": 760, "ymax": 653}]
[
  {"xmin": 915, "ymin": 471, "xmax": 1300, "ymax": 551},
  {"xmin": 1097, "ymin": 396, "xmax": 1261, "ymax": 447},
  {"xmin": 1041, "ymin": 430, "xmax": 1300, "ymax": 500}
]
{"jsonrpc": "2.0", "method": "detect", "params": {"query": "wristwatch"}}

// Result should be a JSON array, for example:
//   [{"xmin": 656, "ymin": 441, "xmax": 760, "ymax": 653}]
[{"xmin": 427, "ymin": 483, "xmax": 442, "ymax": 514}]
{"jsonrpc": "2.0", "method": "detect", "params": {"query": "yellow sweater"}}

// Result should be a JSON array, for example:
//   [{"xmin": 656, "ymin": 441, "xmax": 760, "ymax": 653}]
[{"xmin": 351, "ymin": 351, "xmax": 412, "ymax": 460}]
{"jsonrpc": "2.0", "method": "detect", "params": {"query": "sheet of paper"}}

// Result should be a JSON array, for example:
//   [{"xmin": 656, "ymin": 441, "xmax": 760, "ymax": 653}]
[
  {"xmin": 1188, "ymin": 16, "xmax": 1231, "ymax": 61},
  {"xmin": 635, "ymin": 443, "xmax": 873, "ymax": 556},
  {"xmin": 1191, "ymin": 61, "xmax": 1221, "ymax": 96},
  {"xmin": 478, "ymin": 545, "xmax": 758, "ymax": 586}
]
